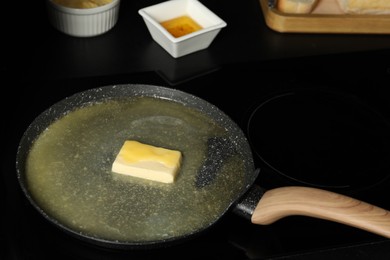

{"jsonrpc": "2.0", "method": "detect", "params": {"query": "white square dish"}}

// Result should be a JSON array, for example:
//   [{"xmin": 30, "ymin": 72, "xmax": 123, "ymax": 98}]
[{"xmin": 138, "ymin": 0, "xmax": 227, "ymax": 58}]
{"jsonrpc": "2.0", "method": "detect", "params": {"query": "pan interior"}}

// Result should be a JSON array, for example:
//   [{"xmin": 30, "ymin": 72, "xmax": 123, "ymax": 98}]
[{"xmin": 20, "ymin": 85, "xmax": 254, "ymax": 245}]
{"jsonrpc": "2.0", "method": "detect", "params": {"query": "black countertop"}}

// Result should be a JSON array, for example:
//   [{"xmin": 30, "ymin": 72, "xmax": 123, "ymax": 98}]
[
  {"xmin": 4, "ymin": 0, "xmax": 390, "ymax": 84},
  {"xmin": 3, "ymin": 1, "xmax": 390, "ymax": 259}
]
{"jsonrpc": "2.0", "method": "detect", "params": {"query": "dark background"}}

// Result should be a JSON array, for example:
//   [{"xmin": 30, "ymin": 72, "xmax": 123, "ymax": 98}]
[
  {"xmin": 4, "ymin": 0, "xmax": 390, "ymax": 83},
  {"xmin": 2, "ymin": 0, "xmax": 390, "ymax": 259}
]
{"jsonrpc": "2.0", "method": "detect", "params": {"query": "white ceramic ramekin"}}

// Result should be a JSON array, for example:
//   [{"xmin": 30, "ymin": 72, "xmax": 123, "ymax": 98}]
[
  {"xmin": 138, "ymin": 0, "xmax": 227, "ymax": 58},
  {"xmin": 46, "ymin": 0, "xmax": 121, "ymax": 37}
]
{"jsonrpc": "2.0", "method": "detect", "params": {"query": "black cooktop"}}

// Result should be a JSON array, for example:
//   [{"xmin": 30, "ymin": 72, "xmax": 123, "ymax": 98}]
[{"xmin": 3, "ymin": 54, "xmax": 390, "ymax": 259}]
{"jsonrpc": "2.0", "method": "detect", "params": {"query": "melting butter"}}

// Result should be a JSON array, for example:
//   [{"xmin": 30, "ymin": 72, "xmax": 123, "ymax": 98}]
[{"xmin": 112, "ymin": 140, "xmax": 182, "ymax": 183}]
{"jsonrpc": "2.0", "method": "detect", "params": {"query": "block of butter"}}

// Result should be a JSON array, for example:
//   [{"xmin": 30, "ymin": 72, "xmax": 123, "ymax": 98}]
[{"xmin": 111, "ymin": 140, "xmax": 182, "ymax": 183}]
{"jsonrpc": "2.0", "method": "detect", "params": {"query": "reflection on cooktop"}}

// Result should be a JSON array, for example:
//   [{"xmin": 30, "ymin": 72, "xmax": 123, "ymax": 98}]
[{"xmin": 247, "ymin": 89, "xmax": 390, "ymax": 192}]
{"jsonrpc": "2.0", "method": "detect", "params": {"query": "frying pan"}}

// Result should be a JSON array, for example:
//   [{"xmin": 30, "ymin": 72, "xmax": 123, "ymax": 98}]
[{"xmin": 16, "ymin": 84, "xmax": 390, "ymax": 249}]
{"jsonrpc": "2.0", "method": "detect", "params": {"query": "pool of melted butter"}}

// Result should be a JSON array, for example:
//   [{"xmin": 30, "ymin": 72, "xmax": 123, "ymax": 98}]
[{"xmin": 25, "ymin": 96, "xmax": 247, "ymax": 243}]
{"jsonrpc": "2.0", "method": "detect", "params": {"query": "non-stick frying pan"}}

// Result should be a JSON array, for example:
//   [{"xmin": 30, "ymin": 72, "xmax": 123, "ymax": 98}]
[{"xmin": 16, "ymin": 84, "xmax": 390, "ymax": 249}]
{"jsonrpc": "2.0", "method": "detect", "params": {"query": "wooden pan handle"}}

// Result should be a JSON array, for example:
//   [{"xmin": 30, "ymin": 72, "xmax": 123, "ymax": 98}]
[{"xmin": 251, "ymin": 186, "xmax": 390, "ymax": 239}]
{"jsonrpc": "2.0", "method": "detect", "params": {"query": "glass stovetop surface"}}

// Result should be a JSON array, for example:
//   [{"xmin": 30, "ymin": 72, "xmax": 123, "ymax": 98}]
[{"xmin": 3, "ymin": 59, "xmax": 390, "ymax": 259}]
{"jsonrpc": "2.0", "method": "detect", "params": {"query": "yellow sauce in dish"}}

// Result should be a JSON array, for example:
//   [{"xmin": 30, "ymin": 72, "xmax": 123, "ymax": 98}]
[{"xmin": 160, "ymin": 15, "xmax": 203, "ymax": 38}]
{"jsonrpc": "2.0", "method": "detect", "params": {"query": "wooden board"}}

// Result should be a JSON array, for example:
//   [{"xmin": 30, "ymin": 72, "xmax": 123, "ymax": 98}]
[{"xmin": 259, "ymin": 0, "xmax": 390, "ymax": 34}]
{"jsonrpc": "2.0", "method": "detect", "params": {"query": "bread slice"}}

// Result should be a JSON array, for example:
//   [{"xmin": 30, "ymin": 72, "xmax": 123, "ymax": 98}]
[
  {"xmin": 277, "ymin": 0, "xmax": 319, "ymax": 14},
  {"xmin": 337, "ymin": 0, "xmax": 390, "ymax": 14}
]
